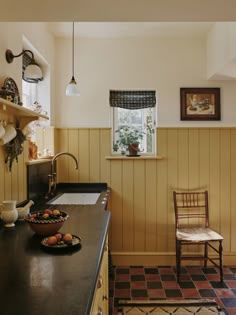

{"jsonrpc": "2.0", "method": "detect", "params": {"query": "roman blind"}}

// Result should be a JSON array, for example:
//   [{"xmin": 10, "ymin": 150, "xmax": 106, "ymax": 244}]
[{"xmin": 110, "ymin": 90, "xmax": 156, "ymax": 110}]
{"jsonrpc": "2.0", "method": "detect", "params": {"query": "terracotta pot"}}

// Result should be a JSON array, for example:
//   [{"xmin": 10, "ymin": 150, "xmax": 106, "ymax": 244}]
[{"xmin": 128, "ymin": 143, "xmax": 139, "ymax": 156}]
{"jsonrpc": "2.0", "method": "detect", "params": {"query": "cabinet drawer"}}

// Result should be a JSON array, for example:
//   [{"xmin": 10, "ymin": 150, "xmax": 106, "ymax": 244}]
[{"xmin": 90, "ymin": 236, "xmax": 109, "ymax": 315}]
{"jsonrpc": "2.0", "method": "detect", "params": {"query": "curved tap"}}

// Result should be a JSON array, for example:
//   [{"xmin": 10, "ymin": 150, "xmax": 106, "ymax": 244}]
[
  {"xmin": 46, "ymin": 152, "xmax": 78, "ymax": 198},
  {"xmin": 51, "ymin": 152, "xmax": 78, "ymax": 175}
]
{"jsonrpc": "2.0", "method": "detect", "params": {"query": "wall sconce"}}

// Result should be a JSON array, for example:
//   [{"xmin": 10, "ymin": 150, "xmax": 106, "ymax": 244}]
[
  {"xmin": 5, "ymin": 49, "xmax": 43, "ymax": 83},
  {"xmin": 66, "ymin": 22, "xmax": 80, "ymax": 96}
]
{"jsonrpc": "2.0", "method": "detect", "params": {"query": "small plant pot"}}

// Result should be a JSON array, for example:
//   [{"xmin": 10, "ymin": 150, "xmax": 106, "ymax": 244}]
[{"xmin": 128, "ymin": 143, "xmax": 139, "ymax": 156}]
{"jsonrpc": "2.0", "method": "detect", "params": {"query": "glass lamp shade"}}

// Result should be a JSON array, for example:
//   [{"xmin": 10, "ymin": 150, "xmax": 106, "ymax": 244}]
[
  {"xmin": 24, "ymin": 63, "xmax": 43, "ymax": 80},
  {"xmin": 66, "ymin": 76, "xmax": 80, "ymax": 96}
]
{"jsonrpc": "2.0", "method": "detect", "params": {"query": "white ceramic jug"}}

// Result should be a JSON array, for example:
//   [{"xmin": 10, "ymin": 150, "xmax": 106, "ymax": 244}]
[{"xmin": 0, "ymin": 200, "xmax": 18, "ymax": 227}]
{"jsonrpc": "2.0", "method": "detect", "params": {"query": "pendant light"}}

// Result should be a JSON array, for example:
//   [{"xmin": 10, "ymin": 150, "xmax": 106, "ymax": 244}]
[{"xmin": 66, "ymin": 22, "xmax": 80, "ymax": 96}]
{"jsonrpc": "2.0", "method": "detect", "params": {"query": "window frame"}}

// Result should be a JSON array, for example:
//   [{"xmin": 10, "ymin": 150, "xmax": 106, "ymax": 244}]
[{"xmin": 111, "ymin": 105, "xmax": 157, "ymax": 156}]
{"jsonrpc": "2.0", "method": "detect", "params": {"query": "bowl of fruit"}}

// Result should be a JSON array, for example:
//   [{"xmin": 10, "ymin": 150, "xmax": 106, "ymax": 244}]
[
  {"xmin": 25, "ymin": 209, "xmax": 69, "ymax": 236},
  {"xmin": 41, "ymin": 233, "xmax": 81, "ymax": 251}
]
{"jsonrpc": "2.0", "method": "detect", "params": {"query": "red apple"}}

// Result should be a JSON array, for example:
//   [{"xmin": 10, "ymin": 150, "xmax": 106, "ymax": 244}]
[
  {"xmin": 47, "ymin": 236, "xmax": 57, "ymax": 246},
  {"xmin": 54, "ymin": 233, "xmax": 62, "ymax": 241},
  {"xmin": 44, "ymin": 209, "xmax": 52, "ymax": 215}
]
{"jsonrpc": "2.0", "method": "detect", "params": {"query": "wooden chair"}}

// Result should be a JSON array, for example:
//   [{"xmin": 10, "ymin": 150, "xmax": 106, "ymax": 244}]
[{"xmin": 173, "ymin": 190, "xmax": 224, "ymax": 282}]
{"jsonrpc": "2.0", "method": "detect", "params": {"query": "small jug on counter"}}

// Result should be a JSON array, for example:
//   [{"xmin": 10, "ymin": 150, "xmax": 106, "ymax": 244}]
[{"xmin": 0, "ymin": 200, "xmax": 18, "ymax": 227}]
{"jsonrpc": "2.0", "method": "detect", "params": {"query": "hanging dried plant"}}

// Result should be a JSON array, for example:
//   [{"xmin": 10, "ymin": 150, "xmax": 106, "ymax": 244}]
[{"xmin": 4, "ymin": 128, "xmax": 26, "ymax": 171}]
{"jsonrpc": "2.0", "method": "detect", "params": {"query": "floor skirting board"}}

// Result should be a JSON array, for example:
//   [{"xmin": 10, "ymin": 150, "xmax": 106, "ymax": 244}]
[{"xmin": 111, "ymin": 251, "xmax": 236, "ymax": 266}]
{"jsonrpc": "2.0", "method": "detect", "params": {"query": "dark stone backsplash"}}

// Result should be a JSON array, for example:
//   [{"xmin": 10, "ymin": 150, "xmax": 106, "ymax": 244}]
[{"xmin": 27, "ymin": 161, "xmax": 51, "ymax": 201}]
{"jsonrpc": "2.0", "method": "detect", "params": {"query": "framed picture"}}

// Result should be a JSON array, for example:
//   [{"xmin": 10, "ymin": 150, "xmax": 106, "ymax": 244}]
[{"xmin": 180, "ymin": 87, "xmax": 221, "ymax": 121}]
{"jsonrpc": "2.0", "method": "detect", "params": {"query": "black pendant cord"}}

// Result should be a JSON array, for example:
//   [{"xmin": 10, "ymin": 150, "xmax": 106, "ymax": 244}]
[{"xmin": 72, "ymin": 21, "xmax": 75, "ymax": 79}]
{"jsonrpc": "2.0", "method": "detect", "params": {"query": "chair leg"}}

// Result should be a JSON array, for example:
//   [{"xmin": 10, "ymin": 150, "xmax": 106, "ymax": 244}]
[
  {"xmin": 176, "ymin": 239, "xmax": 181, "ymax": 282},
  {"xmin": 204, "ymin": 242, "xmax": 208, "ymax": 267},
  {"xmin": 219, "ymin": 240, "xmax": 223, "ymax": 282}
]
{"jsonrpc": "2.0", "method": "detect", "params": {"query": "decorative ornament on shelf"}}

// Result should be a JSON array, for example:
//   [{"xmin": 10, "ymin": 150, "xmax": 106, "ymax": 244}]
[
  {"xmin": 0, "ymin": 77, "xmax": 22, "ymax": 105},
  {"xmin": 4, "ymin": 125, "xmax": 26, "ymax": 172},
  {"xmin": 0, "ymin": 86, "xmax": 15, "ymax": 103}
]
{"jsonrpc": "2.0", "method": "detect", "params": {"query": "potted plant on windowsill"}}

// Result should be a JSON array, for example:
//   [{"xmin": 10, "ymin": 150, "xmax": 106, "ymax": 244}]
[{"xmin": 113, "ymin": 126, "xmax": 145, "ymax": 156}]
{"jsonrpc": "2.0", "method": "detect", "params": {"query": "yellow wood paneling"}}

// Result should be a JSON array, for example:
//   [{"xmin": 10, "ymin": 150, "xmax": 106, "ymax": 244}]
[
  {"xmin": 145, "ymin": 160, "xmax": 157, "ymax": 251},
  {"xmin": 122, "ymin": 160, "xmax": 134, "ymax": 251},
  {"xmin": 220, "ymin": 129, "xmax": 231, "ymax": 252},
  {"xmin": 230, "ymin": 129, "xmax": 236, "ymax": 252},
  {"xmin": 188, "ymin": 129, "xmax": 200, "ymax": 189},
  {"xmin": 209, "ymin": 129, "xmax": 220, "ymax": 231},
  {"xmin": 199, "ymin": 129, "xmax": 210, "ymax": 189},
  {"xmin": 110, "ymin": 160, "xmax": 123, "ymax": 251},
  {"xmin": 133, "ymin": 160, "xmax": 145, "ymax": 251},
  {"xmin": 2, "ymin": 127, "xmax": 236, "ymax": 265},
  {"xmin": 11, "ymin": 157, "xmax": 18, "ymax": 200},
  {"xmin": 57, "ymin": 129, "xmax": 69, "ymax": 182},
  {"xmin": 167, "ymin": 129, "xmax": 178, "ymax": 251},
  {"xmin": 68, "ymin": 129, "xmax": 79, "ymax": 182},
  {"xmin": 99, "ymin": 129, "xmax": 111, "ymax": 185},
  {"xmin": 89, "ymin": 129, "xmax": 100, "ymax": 182},
  {"xmin": 177, "ymin": 129, "xmax": 189, "ymax": 190},
  {"xmin": 78, "ymin": 129, "xmax": 90, "ymax": 182},
  {"xmin": 5, "ymin": 163, "xmax": 13, "ymax": 200},
  {"xmin": 156, "ymin": 128, "xmax": 168, "ymax": 251},
  {"xmin": 0, "ymin": 146, "xmax": 5, "ymax": 202}
]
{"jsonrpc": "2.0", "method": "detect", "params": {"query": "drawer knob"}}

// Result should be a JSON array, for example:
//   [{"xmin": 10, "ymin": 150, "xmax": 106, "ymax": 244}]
[
  {"xmin": 97, "ymin": 306, "xmax": 103, "ymax": 315},
  {"xmin": 97, "ymin": 275, "xmax": 103, "ymax": 288}
]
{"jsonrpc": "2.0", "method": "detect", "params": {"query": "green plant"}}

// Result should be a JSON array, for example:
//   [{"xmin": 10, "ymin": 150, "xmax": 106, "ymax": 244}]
[{"xmin": 113, "ymin": 125, "xmax": 145, "ymax": 154}]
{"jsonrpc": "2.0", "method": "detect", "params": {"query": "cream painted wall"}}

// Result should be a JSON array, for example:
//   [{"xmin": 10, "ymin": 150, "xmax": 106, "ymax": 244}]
[
  {"xmin": 0, "ymin": 22, "xmax": 55, "ymax": 120},
  {"xmin": 207, "ymin": 23, "xmax": 236, "ymax": 79},
  {"xmin": 0, "ymin": 22, "xmax": 55, "ymax": 203},
  {"xmin": 55, "ymin": 35, "xmax": 236, "ymax": 128}
]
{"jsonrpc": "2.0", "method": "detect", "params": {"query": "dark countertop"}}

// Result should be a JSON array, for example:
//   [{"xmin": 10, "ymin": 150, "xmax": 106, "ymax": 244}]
[{"xmin": 0, "ymin": 185, "xmax": 110, "ymax": 315}]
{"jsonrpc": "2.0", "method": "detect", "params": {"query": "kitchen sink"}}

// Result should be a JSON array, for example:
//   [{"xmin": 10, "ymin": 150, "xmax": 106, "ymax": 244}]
[{"xmin": 48, "ymin": 192, "xmax": 100, "ymax": 205}]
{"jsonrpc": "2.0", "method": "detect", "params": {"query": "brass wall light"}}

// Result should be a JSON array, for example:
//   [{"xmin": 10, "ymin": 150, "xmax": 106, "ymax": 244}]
[
  {"xmin": 5, "ymin": 49, "xmax": 43, "ymax": 83},
  {"xmin": 66, "ymin": 22, "xmax": 80, "ymax": 96}
]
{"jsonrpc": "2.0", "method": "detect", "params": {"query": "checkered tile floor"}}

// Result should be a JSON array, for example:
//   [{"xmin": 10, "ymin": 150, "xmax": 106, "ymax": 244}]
[{"xmin": 109, "ymin": 266, "xmax": 236, "ymax": 315}]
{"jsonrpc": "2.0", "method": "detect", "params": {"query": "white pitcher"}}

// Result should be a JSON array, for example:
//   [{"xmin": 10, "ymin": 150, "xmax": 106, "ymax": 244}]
[{"xmin": 0, "ymin": 200, "xmax": 18, "ymax": 227}]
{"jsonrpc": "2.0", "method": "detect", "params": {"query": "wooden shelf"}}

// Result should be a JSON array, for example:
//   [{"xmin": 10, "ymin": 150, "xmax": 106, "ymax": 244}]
[{"xmin": 0, "ymin": 97, "xmax": 49, "ymax": 129}]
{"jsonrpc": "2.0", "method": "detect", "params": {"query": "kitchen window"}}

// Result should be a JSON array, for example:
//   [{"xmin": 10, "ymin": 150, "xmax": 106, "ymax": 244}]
[{"xmin": 110, "ymin": 90, "xmax": 157, "ymax": 155}]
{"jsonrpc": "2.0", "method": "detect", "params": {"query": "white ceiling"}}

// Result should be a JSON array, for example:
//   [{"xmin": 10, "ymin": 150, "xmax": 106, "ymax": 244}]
[{"xmin": 47, "ymin": 22, "xmax": 214, "ymax": 39}]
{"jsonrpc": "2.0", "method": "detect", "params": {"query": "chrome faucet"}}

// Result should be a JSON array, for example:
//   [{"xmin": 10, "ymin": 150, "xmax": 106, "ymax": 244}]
[{"xmin": 46, "ymin": 152, "xmax": 78, "ymax": 197}]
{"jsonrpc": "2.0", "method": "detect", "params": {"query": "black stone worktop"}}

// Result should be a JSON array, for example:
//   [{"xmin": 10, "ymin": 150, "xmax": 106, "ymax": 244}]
[{"xmin": 0, "ymin": 186, "xmax": 110, "ymax": 315}]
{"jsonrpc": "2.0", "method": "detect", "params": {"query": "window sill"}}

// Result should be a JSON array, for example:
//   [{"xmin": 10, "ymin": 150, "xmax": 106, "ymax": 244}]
[{"xmin": 105, "ymin": 155, "xmax": 164, "ymax": 160}]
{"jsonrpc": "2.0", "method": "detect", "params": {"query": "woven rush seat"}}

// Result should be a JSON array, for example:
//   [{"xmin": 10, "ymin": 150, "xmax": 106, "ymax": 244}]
[{"xmin": 177, "ymin": 227, "xmax": 224, "ymax": 242}]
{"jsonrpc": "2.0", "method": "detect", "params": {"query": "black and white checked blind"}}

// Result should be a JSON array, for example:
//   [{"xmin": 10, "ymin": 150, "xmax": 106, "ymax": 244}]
[{"xmin": 110, "ymin": 90, "xmax": 156, "ymax": 110}]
